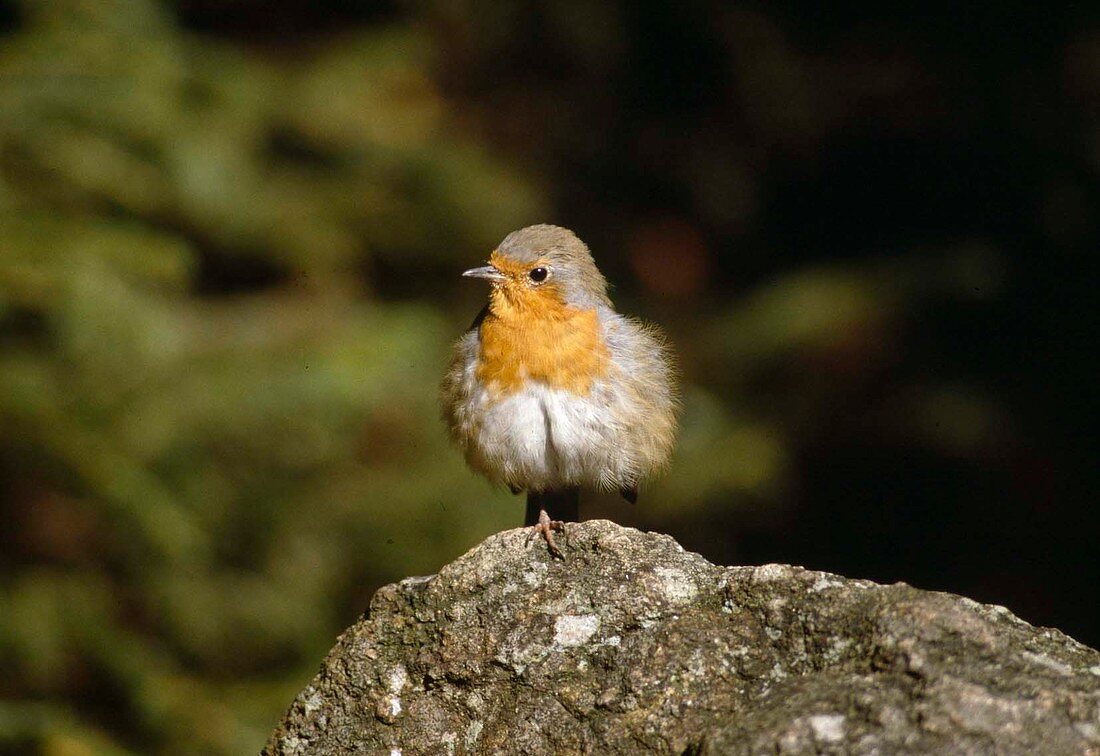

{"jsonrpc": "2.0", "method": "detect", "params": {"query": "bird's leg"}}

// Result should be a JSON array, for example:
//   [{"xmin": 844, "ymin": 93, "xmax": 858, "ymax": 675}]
[
  {"xmin": 524, "ymin": 490, "xmax": 572, "ymax": 559},
  {"xmin": 526, "ymin": 507, "xmax": 566, "ymax": 559}
]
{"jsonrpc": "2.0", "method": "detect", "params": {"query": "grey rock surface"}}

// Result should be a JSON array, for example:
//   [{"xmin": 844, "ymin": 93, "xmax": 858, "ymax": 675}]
[{"xmin": 264, "ymin": 520, "xmax": 1100, "ymax": 755}]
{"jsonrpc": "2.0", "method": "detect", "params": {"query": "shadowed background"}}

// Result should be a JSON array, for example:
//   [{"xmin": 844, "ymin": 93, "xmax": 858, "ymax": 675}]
[{"xmin": 1, "ymin": 0, "xmax": 1096, "ymax": 752}]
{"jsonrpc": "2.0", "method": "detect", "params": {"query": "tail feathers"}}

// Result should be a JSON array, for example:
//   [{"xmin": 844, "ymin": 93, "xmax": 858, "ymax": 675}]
[{"xmin": 525, "ymin": 488, "xmax": 580, "ymax": 526}]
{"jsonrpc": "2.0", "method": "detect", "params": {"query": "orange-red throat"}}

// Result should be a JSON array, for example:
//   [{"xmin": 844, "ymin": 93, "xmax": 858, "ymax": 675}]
[{"xmin": 474, "ymin": 250, "xmax": 609, "ymax": 396}]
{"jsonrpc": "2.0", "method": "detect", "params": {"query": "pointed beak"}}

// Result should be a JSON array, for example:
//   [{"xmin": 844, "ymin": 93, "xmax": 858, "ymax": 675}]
[{"xmin": 462, "ymin": 265, "xmax": 507, "ymax": 283}]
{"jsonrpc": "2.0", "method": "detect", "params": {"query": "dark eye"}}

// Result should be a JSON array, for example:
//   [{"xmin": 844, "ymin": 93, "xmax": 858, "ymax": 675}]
[{"xmin": 528, "ymin": 267, "xmax": 549, "ymax": 283}]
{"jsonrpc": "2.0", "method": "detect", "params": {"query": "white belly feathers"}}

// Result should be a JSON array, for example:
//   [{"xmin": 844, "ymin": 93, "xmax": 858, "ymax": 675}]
[
  {"xmin": 460, "ymin": 377, "xmax": 630, "ymax": 492},
  {"xmin": 443, "ymin": 308, "xmax": 675, "ymax": 494}
]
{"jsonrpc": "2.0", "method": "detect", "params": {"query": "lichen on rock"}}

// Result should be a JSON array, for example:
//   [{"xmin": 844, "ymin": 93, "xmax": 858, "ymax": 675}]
[{"xmin": 265, "ymin": 520, "xmax": 1100, "ymax": 754}]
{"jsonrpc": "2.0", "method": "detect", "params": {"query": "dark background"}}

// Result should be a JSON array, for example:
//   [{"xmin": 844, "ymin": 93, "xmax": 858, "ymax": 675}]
[{"xmin": 1, "ymin": 0, "xmax": 1096, "ymax": 751}]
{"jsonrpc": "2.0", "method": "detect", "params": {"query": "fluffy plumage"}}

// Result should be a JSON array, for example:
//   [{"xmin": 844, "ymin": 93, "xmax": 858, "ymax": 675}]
[{"xmin": 441, "ymin": 224, "xmax": 678, "ymax": 522}]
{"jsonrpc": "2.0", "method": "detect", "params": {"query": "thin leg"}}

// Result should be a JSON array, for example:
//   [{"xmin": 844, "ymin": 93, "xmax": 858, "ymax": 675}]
[
  {"xmin": 524, "ymin": 489, "xmax": 577, "ymax": 559},
  {"xmin": 524, "ymin": 488, "xmax": 578, "ymax": 524},
  {"xmin": 524, "ymin": 491, "xmax": 543, "ymax": 527}
]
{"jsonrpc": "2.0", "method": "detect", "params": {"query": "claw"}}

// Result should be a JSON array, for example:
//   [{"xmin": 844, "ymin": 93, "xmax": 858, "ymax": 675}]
[{"xmin": 527, "ymin": 507, "xmax": 566, "ymax": 559}]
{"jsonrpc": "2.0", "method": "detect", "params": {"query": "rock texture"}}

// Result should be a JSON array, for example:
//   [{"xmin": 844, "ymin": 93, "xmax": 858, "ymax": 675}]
[{"xmin": 265, "ymin": 521, "xmax": 1100, "ymax": 755}]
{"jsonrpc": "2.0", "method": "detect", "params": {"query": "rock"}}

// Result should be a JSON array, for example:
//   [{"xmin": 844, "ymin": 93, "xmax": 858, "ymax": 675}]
[{"xmin": 264, "ymin": 520, "xmax": 1100, "ymax": 755}]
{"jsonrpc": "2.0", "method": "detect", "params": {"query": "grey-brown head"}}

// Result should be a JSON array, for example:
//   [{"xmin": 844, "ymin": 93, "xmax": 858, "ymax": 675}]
[{"xmin": 462, "ymin": 225, "xmax": 612, "ymax": 310}]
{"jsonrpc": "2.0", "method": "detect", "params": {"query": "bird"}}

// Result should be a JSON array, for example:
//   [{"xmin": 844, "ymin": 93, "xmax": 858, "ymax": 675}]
[{"xmin": 441, "ymin": 224, "xmax": 678, "ymax": 557}]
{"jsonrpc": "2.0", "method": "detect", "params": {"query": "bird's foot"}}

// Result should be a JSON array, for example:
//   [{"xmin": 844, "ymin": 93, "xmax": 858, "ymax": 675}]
[{"xmin": 526, "ymin": 507, "xmax": 567, "ymax": 559}]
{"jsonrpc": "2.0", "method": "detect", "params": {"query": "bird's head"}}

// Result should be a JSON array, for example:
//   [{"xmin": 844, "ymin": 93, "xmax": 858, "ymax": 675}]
[{"xmin": 463, "ymin": 225, "xmax": 611, "ymax": 313}]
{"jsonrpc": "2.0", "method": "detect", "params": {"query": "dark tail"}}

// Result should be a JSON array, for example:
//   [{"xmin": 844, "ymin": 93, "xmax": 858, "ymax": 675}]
[{"xmin": 524, "ymin": 488, "xmax": 580, "ymax": 526}]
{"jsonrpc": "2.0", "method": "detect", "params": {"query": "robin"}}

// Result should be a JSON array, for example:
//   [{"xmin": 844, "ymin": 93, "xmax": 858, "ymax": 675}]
[{"xmin": 441, "ymin": 224, "xmax": 678, "ymax": 556}]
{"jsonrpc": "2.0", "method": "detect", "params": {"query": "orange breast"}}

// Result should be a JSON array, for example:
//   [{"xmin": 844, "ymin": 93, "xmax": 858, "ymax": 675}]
[{"xmin": 476, "ymin": 298, "xmax": 609, "ymax": 396}]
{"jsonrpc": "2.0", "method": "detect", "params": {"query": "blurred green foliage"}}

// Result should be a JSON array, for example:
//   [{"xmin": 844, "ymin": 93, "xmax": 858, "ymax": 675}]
[
  {"xmin": 2, "ymin": 0, "xmax": 1096, "ymax": 752},
  {"xmin": 0, "ymin": 0, "xmax": 546, "ymax": 751}
]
